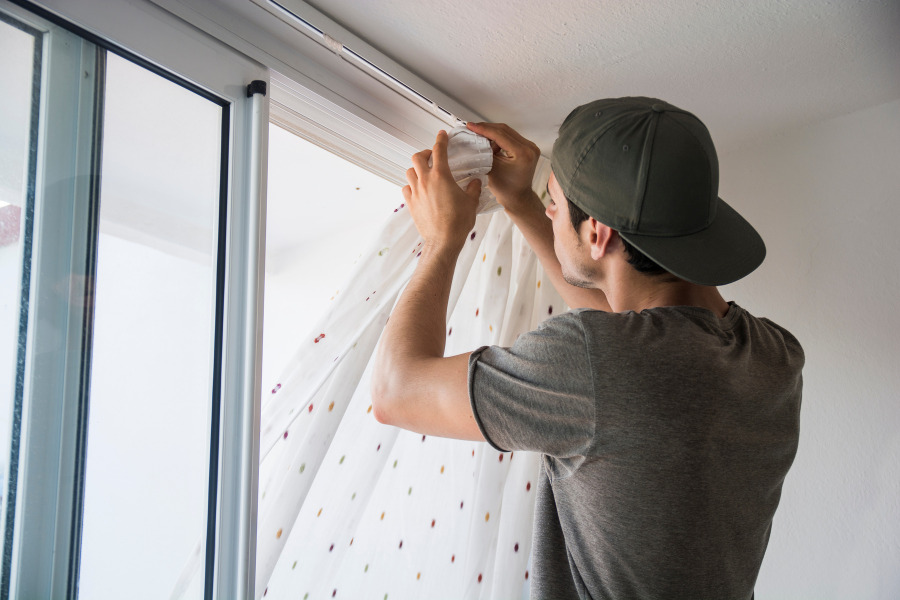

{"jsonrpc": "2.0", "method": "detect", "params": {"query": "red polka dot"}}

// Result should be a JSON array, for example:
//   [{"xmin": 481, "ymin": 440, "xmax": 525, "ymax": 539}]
[
  {"xmin": 308, "ymin": 404, "xmax": 314, "ymax": 413},
  {"xmin": 332, "ymin": 590, "xmax": 336, "ymax": 597},
  {"xmin": 498, "ymin": 454, "xmax": 503, "ymax": 462},
  {"xmin": 399, "ymin": 540, "xmax": 403, "ymax": 549},
  {"xmin": 377, "ymin": 444, "xmax": 381, "ymax": 451},
  {"xmin": 525, "ymin": 570, "xmax": 529, "ymax": 580},
  {"xmin": 422, "ymin": 435, "xmax": 426, "ymax": 442},
  {"xmin": 477, "ymin": 574, "xmax": 483, "ymax": 583},
  {"xmin": 548, "ymin": 306, "xmax": 553, "ymax": 315},
  {"xmin": 451, "ymin": 555, "xmax": 455, "ymax": 563},
  {"xmin": 448, "ymin": 327, "xmax": 452, "ymax": 335},
  {"xmin": 431, "ymin": 519, "xmax": 436, "ymax": 528},
  {"xmin": 283, "ymin": 431, "xmax": 288, "ymax": 439},
  {"xmin": 475, "ymin": 308, "xmax": 480, "ymax": 316},
  {"xmin": 329, "ymin": 544, "xmax": 334, "ymax": 552},
  {"xmin": 514, "ymin": 543, "xmax": 519, "ymax": 552},
  {"xmin": 460, "ymin": 501, "xmax": 464, "ymax": 509},
  {"xmin": 314, "ymin": 333, "xmax": 326, "ymax": 343},
  {"xmin": 526, "ymin": 482, "xmax": 531, "ymax": 491},
  {"xmin": 470, "ymin": 232, "xmax": 476, "ymax": 240}
]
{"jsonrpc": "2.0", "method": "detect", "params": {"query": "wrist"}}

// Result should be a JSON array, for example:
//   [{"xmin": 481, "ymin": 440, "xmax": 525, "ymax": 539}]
[
  {"xmin": 499, "ymin": 189, "xmax": 542, "ymax": 217},
  {"xmin": 420, "ymin": 238, "xmax": 465, "ymax": 262}
]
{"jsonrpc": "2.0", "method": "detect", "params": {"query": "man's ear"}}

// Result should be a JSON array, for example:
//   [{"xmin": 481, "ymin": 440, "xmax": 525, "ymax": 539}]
[{"xmin": 586, "ymin": 218, "xmax": 616, "ymax": 260}]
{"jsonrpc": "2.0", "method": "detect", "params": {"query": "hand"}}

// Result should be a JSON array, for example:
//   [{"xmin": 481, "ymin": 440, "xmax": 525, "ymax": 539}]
[
  {"xmin": 404, "ymin": 130, "xmax": 481, "ymax": 251},
  {"xmin": 466, "ymin": 122, "xmax": 541, "ymax": 214}
]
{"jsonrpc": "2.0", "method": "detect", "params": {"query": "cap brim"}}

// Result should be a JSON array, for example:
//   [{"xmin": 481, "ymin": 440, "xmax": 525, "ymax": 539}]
[{"xmin": 619, "ymin": 197, "xmax": 766, "ymax": 286}]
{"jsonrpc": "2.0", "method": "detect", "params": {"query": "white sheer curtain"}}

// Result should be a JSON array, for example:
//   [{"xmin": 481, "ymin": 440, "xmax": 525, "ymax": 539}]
[{"xmin": 255, "ymin": 155, "xmax": 559, "ymax": 599}]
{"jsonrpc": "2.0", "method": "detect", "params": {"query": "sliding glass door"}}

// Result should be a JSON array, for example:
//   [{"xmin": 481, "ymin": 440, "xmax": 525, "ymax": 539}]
[{"xmin": 0, "ymin": 2, "xmax": 262, "ymax": 597}]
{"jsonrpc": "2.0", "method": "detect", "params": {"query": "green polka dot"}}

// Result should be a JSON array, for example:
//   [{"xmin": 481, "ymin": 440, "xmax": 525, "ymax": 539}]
[
  {"xmin": 364, "ymin": 564, "xmax": 369, "ymax": 572},
  {"xmin": 292, "ymin": 561, "xmax": 297, "ymax": 569},
  {"xmin": 299, "ymin": 463, "xmax": 306, "ymax": 474},
  {"xmin": 339, "ymin": 455, "xmax": 345, "ymax": 464},
  {"xmin": 393, "ymin": 460, "xmax": 398, "ymax": 468},
  {"xmin": 351, "ymin": 492, "xmax": 357, "ymax": 500},
  {"xmin": 378, "ymin": 247, "xmax": 390, "ymax": 256},
  {"xmin": 497, "ymin": 266, "xmax": 502, "ymax": 276},
  {"xmin": 304, "ymin": 594, "xmax": 309, "ymax": 600},
  {"xmin": 408, "ymin": 487, "xmax": 413, "ymax": 495}
]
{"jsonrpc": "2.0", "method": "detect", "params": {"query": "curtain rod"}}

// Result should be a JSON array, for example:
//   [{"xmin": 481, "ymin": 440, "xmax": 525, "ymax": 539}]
[{"xmin": 265, "ymin": 0, "xmax": 463, "ymax": 128}]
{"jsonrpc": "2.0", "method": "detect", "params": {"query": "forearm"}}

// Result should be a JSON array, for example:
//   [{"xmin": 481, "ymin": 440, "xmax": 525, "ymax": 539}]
[
  {"xmin": 371, "ymin": 241, "xmax": 472, "ymax": 433},
  {"xmin": 379, "ymin": 241, "xmax": 458, "ymax": 367},
  {"xmin": 503, "ymin": 191, "xmax": 611, "ymax": 311}
]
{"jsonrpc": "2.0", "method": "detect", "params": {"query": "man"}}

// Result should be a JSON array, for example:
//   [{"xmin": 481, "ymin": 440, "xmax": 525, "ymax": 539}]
[{"xmin": 371, "ymin": 97, "xmax": 803, "ymax": 599}]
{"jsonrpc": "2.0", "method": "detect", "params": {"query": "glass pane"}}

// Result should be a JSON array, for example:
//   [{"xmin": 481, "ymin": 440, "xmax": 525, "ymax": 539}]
[
  {"xmin": 79, "ymin": 53, "xmax": 223, "ymax": 600},
  {"xmin": 0, "ymin": 15, "xmax": 38, "ymax": 567}
]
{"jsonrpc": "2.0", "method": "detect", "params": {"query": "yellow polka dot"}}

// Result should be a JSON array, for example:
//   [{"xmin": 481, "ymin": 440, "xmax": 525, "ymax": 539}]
[
  {"xmin": 482, "ymin": 253, "xmax": 486, "ymax": 262},
  {"xmin": 440, "ymin": 465, "xmax": 445, "ymax": 474},
  {"xmin": 328, "ymin": 401, "xmax": 335, "ymax": 411},
  {"xmin": 380, "ymin": 512, "xmax": 385, "ymax": 520},
  {"xmin": 367, "ymin": 405, "xmax": 372, "ymax": 413},
  {"xmin": 537, "ymin": 280, "xmax": 542, "ymax": 288},
  {"xmin": 489, "ymin": 325, "xmax": 493, "ymax": 332},
  {"xmin": 485, "ymin": 512, "xmax": 490, "ymax": 522},
  {"xmin": 317, "ymin": 508, "xmax": 322, "ymax": 517},
  {"xmin": 276, "ymin": 528, "xmax": 283, "ymax": 539},
  {"xmin": 416, "ymin": 572, "xmax": 421, "ymax": 580}
]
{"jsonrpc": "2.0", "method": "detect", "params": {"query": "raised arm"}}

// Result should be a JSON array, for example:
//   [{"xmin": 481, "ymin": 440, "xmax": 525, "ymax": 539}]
[
  {"xmin": 466, "ymin": 122, "xmax": 611, "ymax": 312},
  {"xmin": 371, "ymin": 131, "xmax": 485, "ymax": 441}
]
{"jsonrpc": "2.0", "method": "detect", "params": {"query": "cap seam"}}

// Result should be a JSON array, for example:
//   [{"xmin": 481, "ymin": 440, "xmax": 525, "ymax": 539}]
[
  {"xmin": 568, "ymin": 112, "xmax": 632, "ymax": 212},
  {"xmin": 667, "ymin": 114, "xmax": 715, "ymax": 225},
  {"xmin": 633, "ymin": 112, "xmax": 660, "ymax": 231}
]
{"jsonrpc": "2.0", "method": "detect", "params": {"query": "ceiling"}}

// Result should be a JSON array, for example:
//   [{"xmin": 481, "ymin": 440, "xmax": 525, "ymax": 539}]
[{"xmin": 302, "ymin": 0, "xmax": 900, "ymax": 155}]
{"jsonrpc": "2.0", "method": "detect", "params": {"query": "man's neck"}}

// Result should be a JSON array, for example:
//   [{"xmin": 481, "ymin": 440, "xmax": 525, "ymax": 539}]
[{"xmin": 602, "ymin": 262, "xmax": 730, "ymax": 317}]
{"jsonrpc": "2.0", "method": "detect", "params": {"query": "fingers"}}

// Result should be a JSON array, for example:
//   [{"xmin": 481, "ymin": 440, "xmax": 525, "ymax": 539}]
[
  {"xmin": 410, "ymin": 148, "xmax": 432, "ymax": 174},
  {"xmin": 432, "ymin": 129, "xmax": 449, "ymax": 173},
  {"xmin": 405, "ymin": 166, "xmax": 418, "ymax": 188},
  {"xmin": 465, "ymin": 178, "xmax": 482, "ymax": 198},
  {"xmin": 467, "ymin": 122, "xmax": 534, "ymax": 153}
]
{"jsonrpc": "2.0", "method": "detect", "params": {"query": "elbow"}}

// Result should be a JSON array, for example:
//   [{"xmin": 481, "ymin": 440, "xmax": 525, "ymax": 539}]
[{"xmin": 370, "ymin": 369, "xmax": 397, "ymax": 425}]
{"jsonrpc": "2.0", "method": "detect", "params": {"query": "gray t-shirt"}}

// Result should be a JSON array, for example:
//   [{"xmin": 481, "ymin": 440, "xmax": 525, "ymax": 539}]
[{"xmin": 468, "ymin": 303, "xmax": 803, "ymax": 600}]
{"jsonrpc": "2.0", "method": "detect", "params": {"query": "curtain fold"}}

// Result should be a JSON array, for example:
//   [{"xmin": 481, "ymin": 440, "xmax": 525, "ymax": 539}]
[
  {"xmin": 166, "ymin": 156, "xmax": 559, "ymax": 599},
  {"xmin": 257, "ymin": 158, "xmax": 560, "ymax": 599}
]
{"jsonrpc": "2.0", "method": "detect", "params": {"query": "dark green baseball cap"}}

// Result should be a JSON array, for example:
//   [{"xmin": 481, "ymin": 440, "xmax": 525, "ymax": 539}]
[{"xmin": 550, "ymin": 97, "xmax": 765, "ymax": 286}]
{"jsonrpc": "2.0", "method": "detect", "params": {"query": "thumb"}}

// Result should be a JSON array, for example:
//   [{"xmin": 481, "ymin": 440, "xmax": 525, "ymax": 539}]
[{"xmin": 466, "ymin": 178, "xmax": 482, "ymax": 198}]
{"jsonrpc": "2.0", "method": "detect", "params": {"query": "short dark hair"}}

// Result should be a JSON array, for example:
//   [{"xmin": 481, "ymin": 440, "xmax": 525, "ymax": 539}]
[{"xmin": 567, "ymin": 198, "xmax": 669, "ymax": 276}]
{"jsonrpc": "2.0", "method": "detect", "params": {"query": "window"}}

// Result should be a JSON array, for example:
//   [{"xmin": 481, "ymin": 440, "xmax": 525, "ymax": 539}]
[
  {"xmin": 78, "ymin": 52, "xmax": 225, "ymax": 600},
  {"xmin": 261, "ymin": 123, "xmax": 400, "ymax": 386},
  {"xmin": 0, "ymin": 1, "xmax": 264, "ymax": 597}
]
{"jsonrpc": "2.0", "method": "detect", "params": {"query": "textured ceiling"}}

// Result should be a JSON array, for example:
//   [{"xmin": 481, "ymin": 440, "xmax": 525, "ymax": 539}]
[{"xmin": 304, "ymin": 0, "xmax": 900, "ymax": 155}]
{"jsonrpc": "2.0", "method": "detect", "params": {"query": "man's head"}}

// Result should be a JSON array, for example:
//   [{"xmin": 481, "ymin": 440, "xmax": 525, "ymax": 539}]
[{"xmin": 550, "ymin": 97, "xmax": 765, "ymax": 286}]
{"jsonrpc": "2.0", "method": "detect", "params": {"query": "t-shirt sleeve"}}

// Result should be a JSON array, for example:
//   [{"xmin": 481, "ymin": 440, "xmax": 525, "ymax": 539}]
[{"xmin": 468, "ymin": 312, "xmax": 596, "ymax": 457}]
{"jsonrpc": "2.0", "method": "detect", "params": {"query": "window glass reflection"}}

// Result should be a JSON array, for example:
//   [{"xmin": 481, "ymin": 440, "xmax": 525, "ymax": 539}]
[{"xmin": 79, "ymin": 53, "xmax": 222, "ymax": 600}]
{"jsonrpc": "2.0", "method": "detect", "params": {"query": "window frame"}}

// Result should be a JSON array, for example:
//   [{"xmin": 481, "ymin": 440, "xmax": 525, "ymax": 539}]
[{"xmin": 2, "ymin": 1, "xmax": 267, "ymax": 598}]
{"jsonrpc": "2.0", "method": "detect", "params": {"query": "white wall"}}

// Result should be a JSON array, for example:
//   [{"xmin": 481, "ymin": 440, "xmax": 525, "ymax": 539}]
[{"xmin": 719, "ymin": 99, "xmax": 900, "ymax": 599}]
